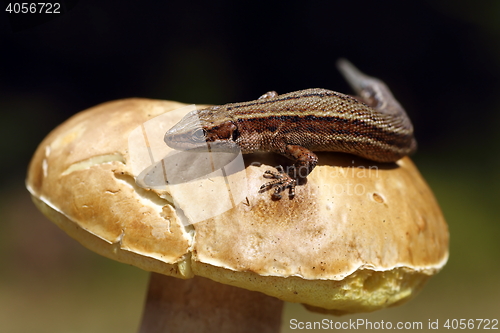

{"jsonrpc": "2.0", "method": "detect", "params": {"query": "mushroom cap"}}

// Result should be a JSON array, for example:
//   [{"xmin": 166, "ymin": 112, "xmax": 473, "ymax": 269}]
[{"xmin": 26, "ymin": 98, "xmax": 449, "ymax": 315}]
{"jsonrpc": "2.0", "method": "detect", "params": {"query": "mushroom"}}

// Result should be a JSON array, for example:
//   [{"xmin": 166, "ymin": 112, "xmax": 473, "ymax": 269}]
[{"xmin": 26, "ymin": 98, "xmax": 449, "ymax": 332}]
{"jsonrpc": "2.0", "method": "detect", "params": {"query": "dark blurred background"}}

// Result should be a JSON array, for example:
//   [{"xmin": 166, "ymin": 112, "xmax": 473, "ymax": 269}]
[{"xmin": 1, "ymin": 1, "xmax": 499, "ymax": 332}]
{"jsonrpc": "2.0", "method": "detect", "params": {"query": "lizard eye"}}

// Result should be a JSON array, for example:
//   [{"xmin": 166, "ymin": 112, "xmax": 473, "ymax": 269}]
[{"xmin": 191, "ymin": 128, "xmax": 206, "ymax": 142}]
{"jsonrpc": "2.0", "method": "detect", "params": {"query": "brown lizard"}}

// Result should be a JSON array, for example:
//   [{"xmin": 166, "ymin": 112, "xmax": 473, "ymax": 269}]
[{"xmin": 164, "ymin": 59, "xmax": 416, "ymax": 199}]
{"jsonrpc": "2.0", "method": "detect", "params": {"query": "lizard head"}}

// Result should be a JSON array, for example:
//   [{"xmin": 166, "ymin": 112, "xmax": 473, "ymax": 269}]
[{"xmin": 164, "ymin": 107, "xmax": 239, "ymax": 152}]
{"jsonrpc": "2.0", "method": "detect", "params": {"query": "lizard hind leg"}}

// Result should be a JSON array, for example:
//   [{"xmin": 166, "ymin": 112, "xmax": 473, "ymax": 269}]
[
  {"xmin": 259, "ymin": 145, "xmax": 317, "ymax": 199},
  {"xmin": 259, "ymin": 166, "xmax": 297, "ymax": 199}
]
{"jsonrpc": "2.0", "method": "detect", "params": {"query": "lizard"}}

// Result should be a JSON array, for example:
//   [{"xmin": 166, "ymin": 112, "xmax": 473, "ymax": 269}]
[{"xmin": 164, "ymin": 59, "xmax": 417, "ymax": 199}]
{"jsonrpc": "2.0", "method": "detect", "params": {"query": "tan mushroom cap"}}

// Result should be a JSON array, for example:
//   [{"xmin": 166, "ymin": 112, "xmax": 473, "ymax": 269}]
[{"xmin": 26, "ymin": 98, "xmax": 449, "ymax": 315}]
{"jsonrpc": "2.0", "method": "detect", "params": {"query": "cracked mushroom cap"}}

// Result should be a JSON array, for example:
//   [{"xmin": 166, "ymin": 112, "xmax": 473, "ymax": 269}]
[{"xmin": 26, "ymin": 98, "xmax": 449, "ymax": 315}]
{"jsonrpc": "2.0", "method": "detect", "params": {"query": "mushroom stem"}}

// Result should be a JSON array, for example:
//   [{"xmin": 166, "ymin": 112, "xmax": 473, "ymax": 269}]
[{"xmin": 138, "ymin": 272, "xmax": 284, "ymax": 333}]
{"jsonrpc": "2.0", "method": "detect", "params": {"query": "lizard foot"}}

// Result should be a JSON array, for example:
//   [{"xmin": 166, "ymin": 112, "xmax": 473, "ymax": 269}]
[{"xmin": 259, "ymin": 166, "xmax": 296, "ymax": 199}]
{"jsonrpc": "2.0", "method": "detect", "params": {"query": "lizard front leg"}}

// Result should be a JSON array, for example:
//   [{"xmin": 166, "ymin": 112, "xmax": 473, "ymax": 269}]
[{"xmin": 259, "ymin": 145, "xmax": 318, "ymax": 199}]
